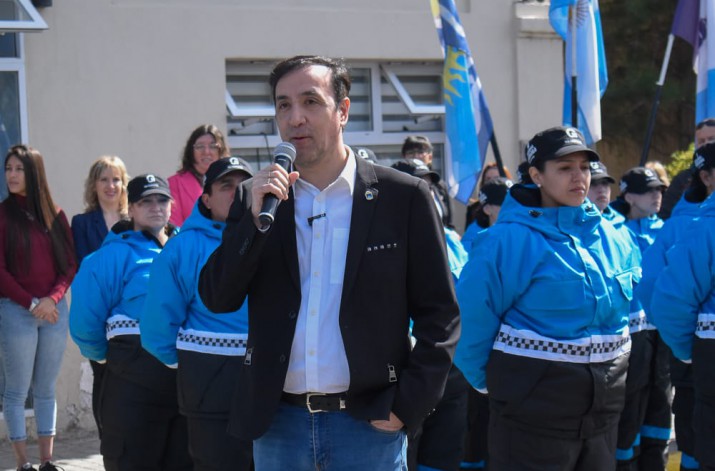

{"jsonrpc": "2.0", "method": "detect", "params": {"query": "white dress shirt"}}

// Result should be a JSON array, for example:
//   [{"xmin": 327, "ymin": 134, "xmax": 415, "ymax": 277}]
[{"xmin": 283, "ymin": 148, "xmax": 356, "ymax": 394}]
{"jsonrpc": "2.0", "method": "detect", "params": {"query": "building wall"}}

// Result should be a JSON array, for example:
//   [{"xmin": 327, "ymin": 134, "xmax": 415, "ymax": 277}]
[{"xmin": 13, "ymin": 0, "xmax": 561, "ymax": 434}]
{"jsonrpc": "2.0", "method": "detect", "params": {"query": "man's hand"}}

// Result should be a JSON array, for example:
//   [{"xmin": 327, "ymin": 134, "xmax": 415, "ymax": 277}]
[
  {"xmin": 370, "ymin": 412, "xmax": 404, "ymax": 432},
  {"xmin": 251, "ymin": 163, "xmax": 300, "ymax": 229}
]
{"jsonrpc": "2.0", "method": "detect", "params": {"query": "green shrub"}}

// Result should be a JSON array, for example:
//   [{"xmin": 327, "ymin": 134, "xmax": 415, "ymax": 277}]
[{"xmin": 666, "ymin": 143, "xmax": 694, "ymax": 177}]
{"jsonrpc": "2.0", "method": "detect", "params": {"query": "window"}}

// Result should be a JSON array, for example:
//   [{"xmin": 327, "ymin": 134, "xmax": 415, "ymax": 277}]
[
  {"xmin": 0, "ymin": 0, "xmax": 48, "ymax": 32},
  {"xmin": 0, "ymin": 32, "xmax": 27, "ymax": 200},
  {"xmin": 225, "ymin": 60, "xmax": 446, "ymax": 174}
]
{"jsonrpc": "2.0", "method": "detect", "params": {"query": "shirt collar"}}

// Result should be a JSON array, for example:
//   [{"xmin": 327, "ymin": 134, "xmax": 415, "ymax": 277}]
[
  {"xmin": 295, "ymin": 145, "xmax": 357, "ymax": 197},
  {"xmin": 338, "ymin": 146, "xmax": 357, "ymax": 197}
]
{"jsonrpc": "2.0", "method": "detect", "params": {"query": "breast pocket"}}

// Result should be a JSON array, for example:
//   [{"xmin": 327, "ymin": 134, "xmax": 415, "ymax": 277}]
[
  {"xmin": 330, "ymin": 228, "xmax": 350, "ymax": 285},
  {"xmin": 518, "ymin": 279, "xmax": 586, "ymax": 312}
]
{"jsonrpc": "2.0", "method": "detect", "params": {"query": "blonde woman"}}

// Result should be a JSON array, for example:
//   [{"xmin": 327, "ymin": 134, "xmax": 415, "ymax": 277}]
[
  {"xmin": 71, "ymin": 155, "xmax": 128, "ymax": 439},
  {"xmin": 71, "ymin": 156, "xmax": 129, "ymax": 265}
]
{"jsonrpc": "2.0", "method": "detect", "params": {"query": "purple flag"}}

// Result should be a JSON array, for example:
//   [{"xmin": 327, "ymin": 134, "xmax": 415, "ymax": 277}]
[
  {"xmin": 671, "ymin": 0, "xmax": 715, "ymax": 124},
  {"xmin": 672, "ymin": 0, "xmax": 700, "ymax": 48}
]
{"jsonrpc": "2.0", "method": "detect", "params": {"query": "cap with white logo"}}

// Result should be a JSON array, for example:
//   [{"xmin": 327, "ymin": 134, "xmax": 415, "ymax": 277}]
[{"xmin": 525, "ymin": 126, "xmax": 600, "ymax": 167}]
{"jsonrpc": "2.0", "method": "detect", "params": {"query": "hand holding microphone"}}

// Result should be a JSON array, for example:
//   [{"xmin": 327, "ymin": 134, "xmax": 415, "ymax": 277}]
[{"xmin": 252, "ymin": 142, "xmax": 299, "ymax": 230}]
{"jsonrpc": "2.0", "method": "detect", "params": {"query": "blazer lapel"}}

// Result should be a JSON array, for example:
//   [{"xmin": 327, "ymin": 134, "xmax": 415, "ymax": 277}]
[
  {"xmin": 278, "ymin": 190, "xmax": 301, "ymax": 291},
  {"xmin": 342, "ymin": 157, "xmax": 378, "ymax": 295},
  {"xmin": 91, "ymin": 210, "xmax": 108, "ymax": 241}
]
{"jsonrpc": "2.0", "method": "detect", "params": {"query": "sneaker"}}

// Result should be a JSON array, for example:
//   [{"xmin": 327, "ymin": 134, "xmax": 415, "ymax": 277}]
[
  {"xmin": 17, "ymin": 464, "xmax": 37, "ymax": 471},
  {"xmin": 38, "ymin": 463, "xmax": 63, "ymax": 471}
]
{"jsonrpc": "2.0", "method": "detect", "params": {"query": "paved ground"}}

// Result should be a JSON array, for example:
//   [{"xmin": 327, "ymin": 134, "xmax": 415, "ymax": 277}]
[
  {"xmin": 0, "ymin": 432, "xmax": 686, "ymax": 470},
  {"xmin": 0, "ymin": 430, "xmax": 102, "ymax": 471}
]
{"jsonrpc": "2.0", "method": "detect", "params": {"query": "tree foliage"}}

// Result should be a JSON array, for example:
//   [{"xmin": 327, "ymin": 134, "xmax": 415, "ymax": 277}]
[
  {"xmin": 599, "ymin": 0, "xmax": 696, "ymax": 163},
  {"xmin": 666, "ymin": 142, "xmax": 694, "ymax": 177}
]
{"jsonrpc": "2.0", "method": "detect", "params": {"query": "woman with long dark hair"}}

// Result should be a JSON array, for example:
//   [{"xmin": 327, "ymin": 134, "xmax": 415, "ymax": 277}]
[
  {"xmin": 168, "ymin": 124, "xmax": 229, "ymax": 226},
  {"xmin": 0, "ymin": 145, "xmax": 77, "ymax": 471}
]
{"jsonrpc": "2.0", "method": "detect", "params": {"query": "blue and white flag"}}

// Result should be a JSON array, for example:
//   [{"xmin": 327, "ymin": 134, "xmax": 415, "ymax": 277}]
[
  {"xmin": 694, "ymin": 1, "xmax": 714, "ymax": 124},
  {"xmin": 549, "ymin": 0, "xmax": 608, "ymax": 145},
  {"xmin": 431, "ymin": 0, "xmax": 494, "ymax": 204},
  {"xmin": 671, "ymin": 0, "xmax": 715, "ymax": 124}
]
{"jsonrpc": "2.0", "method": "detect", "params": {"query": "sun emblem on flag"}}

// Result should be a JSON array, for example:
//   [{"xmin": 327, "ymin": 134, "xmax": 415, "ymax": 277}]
[
  {"xmin": 569, "ymin": 0, "xmax": 590, "ymax": 27},
  {"xmin": 443, "ymin": 46, "xmax": 467, "ymax": 106}
]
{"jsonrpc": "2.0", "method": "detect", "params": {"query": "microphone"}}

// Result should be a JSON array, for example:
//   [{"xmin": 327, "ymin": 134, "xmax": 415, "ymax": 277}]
[
  {"xmin": 258, "ymin": 142, "xmax": 297, "ymax": 228},
  {"xmin": 307, "ymin": 213, "xmax": 326, "ymax": 226}
]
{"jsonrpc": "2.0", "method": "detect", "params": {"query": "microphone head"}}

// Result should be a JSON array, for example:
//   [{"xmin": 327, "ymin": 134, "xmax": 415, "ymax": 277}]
[{"xmin": 273, "ymin": 142, "xmax": 297, "ymax": 163}]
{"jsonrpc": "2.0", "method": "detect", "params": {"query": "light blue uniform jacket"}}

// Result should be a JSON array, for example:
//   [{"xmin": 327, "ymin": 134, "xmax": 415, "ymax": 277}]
[
  {"xmin": 141, "ymin": 202, "xmax": 249, "ymax": 367},
  {"xmin": 651, "ymin": 193, "xmax": 715, "ymax": 361},
  {"xmin": 70, "ymin": 226, "xmax": 164, "ymax": 362},
  {"xmin": 455, "ymin": 187, "xmax": 641, "ymax": 392},
  {"xmin": 637, "ymin": 194, "xmax": 701, "ymax": 314}
]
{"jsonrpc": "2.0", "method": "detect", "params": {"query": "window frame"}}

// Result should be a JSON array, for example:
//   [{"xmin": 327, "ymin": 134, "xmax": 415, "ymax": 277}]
[
  {"xmin": 0, "ymin": 0, "xmax": 48, "ymax": 32},
  {"xmin": 381, "ymin": 64, "xmax": 446, "ymax": 116},
  {"xmin": 0, "ymin": 35, "xmax": 29, "ymax": 141},
  {"xmin": 225, "ymin": 60, "xmax": 446, "ymax": 152},
  {"xmin": 0, "ymin": 32, "xmax": 29, "ymax": 201}
]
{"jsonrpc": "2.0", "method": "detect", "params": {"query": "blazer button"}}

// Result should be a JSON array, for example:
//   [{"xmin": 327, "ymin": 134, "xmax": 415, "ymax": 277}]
[
  {"xmin": 279, "ymin": 354, "xmax": 287, "ymax": 363},
  {"xmin": 288, "ymin": 311, "xmax": 297, "ymax": 320}
]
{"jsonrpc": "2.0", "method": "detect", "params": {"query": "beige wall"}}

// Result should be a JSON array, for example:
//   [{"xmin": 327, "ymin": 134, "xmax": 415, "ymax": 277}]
[
  {"xmin": 14, "ymin": 0, "xmax": 561, "ymax": 434},
  {"xmin": 24, "ymin": 0, "xmax": 561, "ymax": 217}
]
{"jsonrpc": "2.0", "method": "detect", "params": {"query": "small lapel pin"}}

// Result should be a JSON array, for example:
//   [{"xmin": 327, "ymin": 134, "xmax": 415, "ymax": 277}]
[{"xmin": 365, "ymin": 189, "xmax": 376, "ymax": 201}]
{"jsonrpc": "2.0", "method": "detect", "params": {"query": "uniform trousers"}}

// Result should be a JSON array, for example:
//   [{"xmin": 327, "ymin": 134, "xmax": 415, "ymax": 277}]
[
  {"xmin": 670, "ymin": 353, "xmax": 697, "ymax": 470},
  {"xmin": 639, "ymin": 333, "xmax": 673, "ymax": 471},
  {"xmin": 100, "ymin": 335, "xmax": 192, "ymax": 471},
  {"xmin": 177, "ymin": 350, "xmax": 253, "ymax": 471},
  {"xmin": 486, "ymin": 351, "xmax": 627, "ymax": 471},
  {"xmin": 693, "ymin": 338, "xmax": 715, "ymax": 470},
  {"xmin": 407, "ymin": 365, "xmax": 469, "ymax": 471},
  {"xmin": 616, "ymin": 330, "xmax": 654, "ymax": 469}
]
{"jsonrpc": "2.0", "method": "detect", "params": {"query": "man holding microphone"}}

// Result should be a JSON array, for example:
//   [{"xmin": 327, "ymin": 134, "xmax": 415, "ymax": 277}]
[{"xmin": 200, "ymin": 55, "xmax": 460, "ymax": 471}]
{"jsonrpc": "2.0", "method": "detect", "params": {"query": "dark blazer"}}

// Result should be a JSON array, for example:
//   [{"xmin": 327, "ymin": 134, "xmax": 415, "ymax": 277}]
[
  {"xmin": 71, "ymin": 209, "xmax": 108, "ymax": 265},
  {"xmin": 199, "ymin": 156, "xmax": 461, "ymax": 440}
]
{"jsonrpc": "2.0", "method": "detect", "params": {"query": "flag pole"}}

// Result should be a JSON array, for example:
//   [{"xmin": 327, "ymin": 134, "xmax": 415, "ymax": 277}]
[
  {"xmin": 639, "ymin": 34, "xmax": 676, "ymax": 166},
  {"xmin": 571, "ymin": 4, "xmax": 579, "ymax": 128},
  {"xmin": 489, "ymin": 133, "xmax": 506, "ymax": 178}
]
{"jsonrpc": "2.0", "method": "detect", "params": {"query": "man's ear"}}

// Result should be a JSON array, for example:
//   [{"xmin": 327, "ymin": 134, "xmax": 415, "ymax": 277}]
[
  {"xmin": 338, "ymin": 97, "xmax": 350, "ymax": 127},
  {"xmin": 200, "ymin": 192, "xmax": 211, "ymax": 210}
]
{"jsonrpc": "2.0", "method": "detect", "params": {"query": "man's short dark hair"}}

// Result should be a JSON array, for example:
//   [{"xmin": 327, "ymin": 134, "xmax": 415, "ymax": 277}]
[
  {"xmin": 696, "ymin": 118, "xmax": 715, "ymax": 130},
  {"xmin": 269, "ymin": 55, "xmax": 351, "ymax": 106}
]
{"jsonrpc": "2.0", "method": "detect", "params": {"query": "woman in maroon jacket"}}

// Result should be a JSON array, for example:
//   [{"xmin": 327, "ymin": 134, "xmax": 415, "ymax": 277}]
[{"xmin": 0, "ymin": 145, "xmax": 76, "ymax": 471}]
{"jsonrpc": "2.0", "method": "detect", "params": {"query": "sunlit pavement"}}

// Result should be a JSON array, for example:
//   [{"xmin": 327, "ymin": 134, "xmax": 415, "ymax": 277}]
[
  {"xmin": 0, "ymin": 433, "xmax": 687, "ymax": 470},
  {"xmin": 0, "ymin": 431, "xmax": 102, "ymax": 471}
]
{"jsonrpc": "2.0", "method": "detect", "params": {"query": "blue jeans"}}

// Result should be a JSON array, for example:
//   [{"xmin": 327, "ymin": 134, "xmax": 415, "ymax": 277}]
[
  {"xmin": 0, "ymin": 297, "xmax": 68, "ymax": 441},
  {"xmin": 254, "ymin": 402, "xmax": 407, "ymax": 471}
]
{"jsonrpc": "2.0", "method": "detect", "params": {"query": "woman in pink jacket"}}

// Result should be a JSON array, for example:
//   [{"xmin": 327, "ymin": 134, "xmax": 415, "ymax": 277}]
[{"xmin": 168, "ymin": 124, "xmax": 229, "ymax": 226}]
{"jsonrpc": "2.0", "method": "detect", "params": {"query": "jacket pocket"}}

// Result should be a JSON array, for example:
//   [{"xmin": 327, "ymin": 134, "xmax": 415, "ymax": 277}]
[
  {"xmin": 486, "ymin": 350, "xmax": 551, "ymax": 415},
  {"xmin": 487, "ymin": 350, "xmax": 594, "ymax": 429},
  {"xmin": 614, "ymin": 270, "xmax": 636, "ymax": 301},
  {"xmin": 517, "ymin": 279, "xmax": 585, "ymax": 313},
  {"xmin": 106, "ymin": 336, "xmax": 143, "ymax": 377}
]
